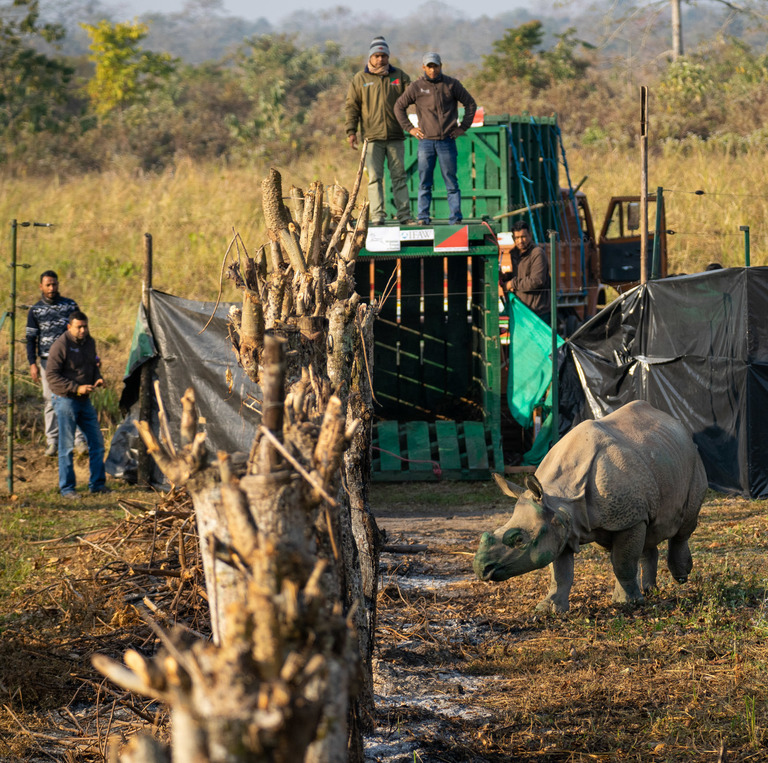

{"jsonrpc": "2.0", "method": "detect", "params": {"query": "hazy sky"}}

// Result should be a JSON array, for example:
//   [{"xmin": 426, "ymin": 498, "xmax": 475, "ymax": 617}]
[{"xmin": 116, "ymin": 0, "xmax": 529, "ymax": 24}]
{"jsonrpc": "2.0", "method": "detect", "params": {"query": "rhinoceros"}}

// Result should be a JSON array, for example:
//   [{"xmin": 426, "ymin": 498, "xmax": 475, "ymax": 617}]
[{"xmin": 473, "ymin": 401, "xmax": 707, "ymax": 612}]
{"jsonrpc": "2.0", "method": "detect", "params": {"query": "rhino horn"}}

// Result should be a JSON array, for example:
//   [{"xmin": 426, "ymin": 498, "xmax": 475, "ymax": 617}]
[
  {"xmin": 525, "ymin": 473, "xmax": 543, "ymax": 501},
  {"xmin": 492, "ymin": 472, "xmax": 526, "ymax": 499}
]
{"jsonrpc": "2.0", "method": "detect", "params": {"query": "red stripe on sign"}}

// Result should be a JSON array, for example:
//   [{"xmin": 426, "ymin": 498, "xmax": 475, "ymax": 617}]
[{"xmin": 434, "ymin": 226, "xmax": 469, "ymax": 251}]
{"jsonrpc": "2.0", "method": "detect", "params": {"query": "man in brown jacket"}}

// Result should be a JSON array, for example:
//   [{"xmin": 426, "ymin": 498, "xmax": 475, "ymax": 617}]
[
  {"xmin": 501, "ymin": 221, "xmax": 551, "ymax": 324},
  {"xmin": 46, "ymin": 310, "xmax": 108, "ymax": 497},
  {"xmin": 345, "ymin": 36, "xmax": 413, "ymax": 226},
  {"xmin": 394, "ymin": 52, "xmax": 476, "ymax": 225}
]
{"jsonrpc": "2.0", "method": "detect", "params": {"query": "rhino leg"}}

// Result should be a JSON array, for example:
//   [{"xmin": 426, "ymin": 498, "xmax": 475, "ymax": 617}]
[
  {"xmin": 610, "ymin": 523, "xmax": 646, "ymax": 604},
  {"xmin": 536, "ymin": 551, "xmax": 574, "ymax": 613},
  {"xmin": 667, "ymin": 536, "xmax": 693, "ymax": 583},
  {"xmin": 640, "ymin": 546, "xmax": 659, "ymax": 594}
]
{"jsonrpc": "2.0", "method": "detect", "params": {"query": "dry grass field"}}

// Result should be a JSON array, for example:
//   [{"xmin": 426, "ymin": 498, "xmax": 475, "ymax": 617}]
[{"xmin": 2, "ymin": 142, "xmax": 767, "ymax": 388}]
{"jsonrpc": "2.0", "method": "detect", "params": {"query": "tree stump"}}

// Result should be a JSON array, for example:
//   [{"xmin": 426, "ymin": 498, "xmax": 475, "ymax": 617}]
[{"xmin": 95, "ymin": 163, "xmax": 381, "ymax": 762}]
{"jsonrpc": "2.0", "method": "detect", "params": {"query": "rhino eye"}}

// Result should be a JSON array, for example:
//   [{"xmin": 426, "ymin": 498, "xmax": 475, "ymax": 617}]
[{"xmin": 503, "ymin": 530, "xmax": 526, "ymax": 548}]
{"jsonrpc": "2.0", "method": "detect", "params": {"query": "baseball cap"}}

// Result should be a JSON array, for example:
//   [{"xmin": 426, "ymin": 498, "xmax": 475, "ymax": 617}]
[{"xmin": 422, "ymin": 52, "xmax": 442, "ymax": 66}]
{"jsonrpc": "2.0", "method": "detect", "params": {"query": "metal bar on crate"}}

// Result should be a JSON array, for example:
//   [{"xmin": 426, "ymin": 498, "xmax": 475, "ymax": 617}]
[{"xmin": 550, "ymin": 230, "xmax": 559, "ymax": 447}]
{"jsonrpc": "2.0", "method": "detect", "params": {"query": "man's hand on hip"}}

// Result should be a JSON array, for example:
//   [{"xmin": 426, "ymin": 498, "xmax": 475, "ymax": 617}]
[{"xmin": 409, "ymin": 127, "xmax": 425, "ymax": 139}]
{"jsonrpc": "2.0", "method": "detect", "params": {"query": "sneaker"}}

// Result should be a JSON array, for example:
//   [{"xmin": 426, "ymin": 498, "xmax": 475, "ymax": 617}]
[
  {"xmin": 44, "ymin": 443, "xmax": 57, "ymax": 457},
  {"xmin": 399, "ymin": 218, "xmax": 417, "ymax": 226},
  {"xmin": 90, "ymin": 486, "xmax": 111, "ymax": 494},
  {"xmin": 75, "ymin": 443, "xmax": 88, "ymax": 456},
  {"xmin": 61, "ymin": 491, "xmax": 78, "ymax": 500},
  {"xmin": 371, "ymin": 218, "xmax": 386, "ymax": 226},
  {"xmin": 417, "ymin": 219, "xmax": 431, "ymax": 225}
]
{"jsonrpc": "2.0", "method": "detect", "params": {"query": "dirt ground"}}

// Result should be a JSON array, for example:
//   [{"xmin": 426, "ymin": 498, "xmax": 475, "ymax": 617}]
[
  {"xmin": 2, "ymin": 460, "xmax": 768, "ymax": 762},
  {"xmin": 8, "ymin": 437, "xmax": 100, "ymax": 496},
  {"xmin": 366, "ymin": 483, "xmax": 768, "ymax": 762}
]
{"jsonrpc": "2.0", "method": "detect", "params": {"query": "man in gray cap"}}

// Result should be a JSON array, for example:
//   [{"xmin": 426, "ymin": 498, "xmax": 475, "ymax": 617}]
[
  {"xmin": 345, "ymin": 36, "xmax": 414, "ymax": 226},
  {"xmin": 394, "ymin": 53, "xmax": 476, "ymax": 225}
]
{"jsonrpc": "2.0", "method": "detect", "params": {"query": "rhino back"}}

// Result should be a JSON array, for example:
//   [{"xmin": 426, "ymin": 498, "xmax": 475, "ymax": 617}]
[
  {"xmin": 534, "ymin": 401, "xmax": 706, "ymax": 548},
  {"xmin": 597, "ymin": 401, "xmax": 706, "ymax": 540}
]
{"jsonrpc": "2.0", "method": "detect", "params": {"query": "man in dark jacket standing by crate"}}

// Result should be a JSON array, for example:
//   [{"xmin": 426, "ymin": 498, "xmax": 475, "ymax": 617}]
[
  {"xmin": 26, "ymin": 270, "xmax": 87, "ymax": 457},
  {"xmin": 501, "ymin": 221, "xmax": 551, "ymax": 324},
  {"xmin": 394, "ymin": 52, "xmax": 476, "ymax": 225},
  {"xmin": 46, "ymin": 310, "xmax": 107, "ymax": 498},
  {"xmin": 345, "ymin": 36, "xmax": 413, "ymax": 226}
]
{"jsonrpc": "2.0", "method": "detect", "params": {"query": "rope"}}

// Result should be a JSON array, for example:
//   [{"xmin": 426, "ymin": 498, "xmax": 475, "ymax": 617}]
[{"xmin": 372, "ymin": 446, "xmax": 442, "ymax": 478}]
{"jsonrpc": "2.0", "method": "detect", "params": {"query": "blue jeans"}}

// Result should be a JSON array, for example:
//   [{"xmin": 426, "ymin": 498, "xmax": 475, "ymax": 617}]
[
  {"xmin": 52, "ymin": 394, "xmax": 106, "ymax": 494},
  {"xmin": 417, "ymin": 138, "xmax": 461, "ymax": 224}
]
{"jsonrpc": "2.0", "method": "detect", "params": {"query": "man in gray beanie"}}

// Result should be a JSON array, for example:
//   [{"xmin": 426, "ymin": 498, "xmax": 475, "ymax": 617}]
[{"xmin": 345, "ymin": 36, "xmax": 414, "ymax": 226}]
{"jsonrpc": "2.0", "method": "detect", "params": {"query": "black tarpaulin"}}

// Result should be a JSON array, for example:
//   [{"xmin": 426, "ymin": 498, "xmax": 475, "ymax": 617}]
[{"xmin": 563, "ymin": 266, "xmax": 768, "ymax": 498}]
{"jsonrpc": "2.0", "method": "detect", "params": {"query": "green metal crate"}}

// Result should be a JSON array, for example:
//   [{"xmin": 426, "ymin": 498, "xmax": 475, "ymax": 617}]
[
  {"xmin": 356, "ymin": 224, "xmax": 502, "ymax": 481},
  {"xmin": 385, "ymin": 113, "xmax": 560, "ymax": 236}
]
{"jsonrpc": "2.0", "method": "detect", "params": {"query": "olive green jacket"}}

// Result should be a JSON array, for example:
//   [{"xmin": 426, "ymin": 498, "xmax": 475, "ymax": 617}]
[{"xmin": 345, "ymin": 65, "xmax": 411, "ymax": 141}]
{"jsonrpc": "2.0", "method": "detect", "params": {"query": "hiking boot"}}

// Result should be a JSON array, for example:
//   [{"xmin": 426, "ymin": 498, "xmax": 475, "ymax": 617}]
[
  {"xmin": 417, "ymin": 218, "xmax": 431, "ymax": 225},
  {"xmin": 399, "ymin": 218, "xmax": 417, "ymax": 226},
  {"xmin": 90, "ymin": 486, "xmax": 111, "ymax": 494},
  {"xmin": 44, "ymin": 443, "xmax": 57, "ymax": 457}
]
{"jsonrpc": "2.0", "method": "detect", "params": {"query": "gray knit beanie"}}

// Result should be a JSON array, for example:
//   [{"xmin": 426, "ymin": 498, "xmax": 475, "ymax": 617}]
[{"xmin": 369, "ymin": 36, "xmax": 390, "ymax": 57}]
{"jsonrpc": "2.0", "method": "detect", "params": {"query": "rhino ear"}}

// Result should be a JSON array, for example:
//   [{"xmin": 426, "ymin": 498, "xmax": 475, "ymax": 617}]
[
  {"xmin": 492, "ymin": 472, "xmax": 526, "ymax": 499},
  {"xmin": 525, "ymin": 474, "xmax": 543, "ymax": 501}
]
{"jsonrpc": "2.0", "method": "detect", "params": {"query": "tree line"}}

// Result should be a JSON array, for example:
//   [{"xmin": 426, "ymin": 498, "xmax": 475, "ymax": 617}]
[{"xmin": 3, "ymin": 0, "xmax": 768, "ymax": 176}]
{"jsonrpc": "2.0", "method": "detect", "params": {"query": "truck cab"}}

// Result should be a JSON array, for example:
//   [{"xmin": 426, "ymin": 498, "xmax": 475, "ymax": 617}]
[{"xmin": 599, "ymin": 195, "xmax": 667, "ymax": 287}]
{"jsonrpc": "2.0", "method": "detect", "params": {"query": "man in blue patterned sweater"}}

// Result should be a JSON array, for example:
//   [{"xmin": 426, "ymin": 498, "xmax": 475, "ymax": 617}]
[{"xmin": 26, "ymin": 270, "xmax": 85, "ymax": 457}]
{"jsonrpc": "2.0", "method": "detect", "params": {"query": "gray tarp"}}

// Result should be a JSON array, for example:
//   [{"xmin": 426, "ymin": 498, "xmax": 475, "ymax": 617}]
[{"xmin": 106, "ymin": 290, "xmax": 259, "ymax": 482}]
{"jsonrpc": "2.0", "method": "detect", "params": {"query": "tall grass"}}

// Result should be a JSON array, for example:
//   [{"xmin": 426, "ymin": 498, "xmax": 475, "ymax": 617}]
[
  {"xmin": 2, "ymin": 142, "xmax": 766, "ymax": 383},
  {"xmin": 567, "ymin": 142, "xmax": 768, "ymax": 273},
  {"xmin": 0, "ymin": 155, "xmax": 360, "ymax": 379}
]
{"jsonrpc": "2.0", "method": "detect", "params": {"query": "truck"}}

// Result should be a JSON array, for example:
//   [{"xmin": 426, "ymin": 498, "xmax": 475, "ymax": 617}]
[{"xmin": 354, "ymin": 113, "xmax": 667, "ymax": 479}]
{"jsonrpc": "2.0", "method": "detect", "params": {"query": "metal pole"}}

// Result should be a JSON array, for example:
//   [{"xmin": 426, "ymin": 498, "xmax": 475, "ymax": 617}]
[
  {"xmin": 740, "ymin": 226, "xmax": 750, "ymax": 267},
  {"xmin": 549, "ymin": 230, "xmax": 559, "ymax": 447},
  {"xmin": 652, "ymin": 187, "xmax": 663, "ymax": 280},
  {"xmin": 137, "ymin": 233, "xmax": 153, "ymax": 487},
  {"xmin": 5, "ymin": 221, "xmax": 47, "ymax": 494},
  {"xmin": 7, "ymin": 220, "xmax": 17, "ymax": 494},
  {"xmin": 640, "ymin": 86, "xmax": 649, "ymax": 285}
]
